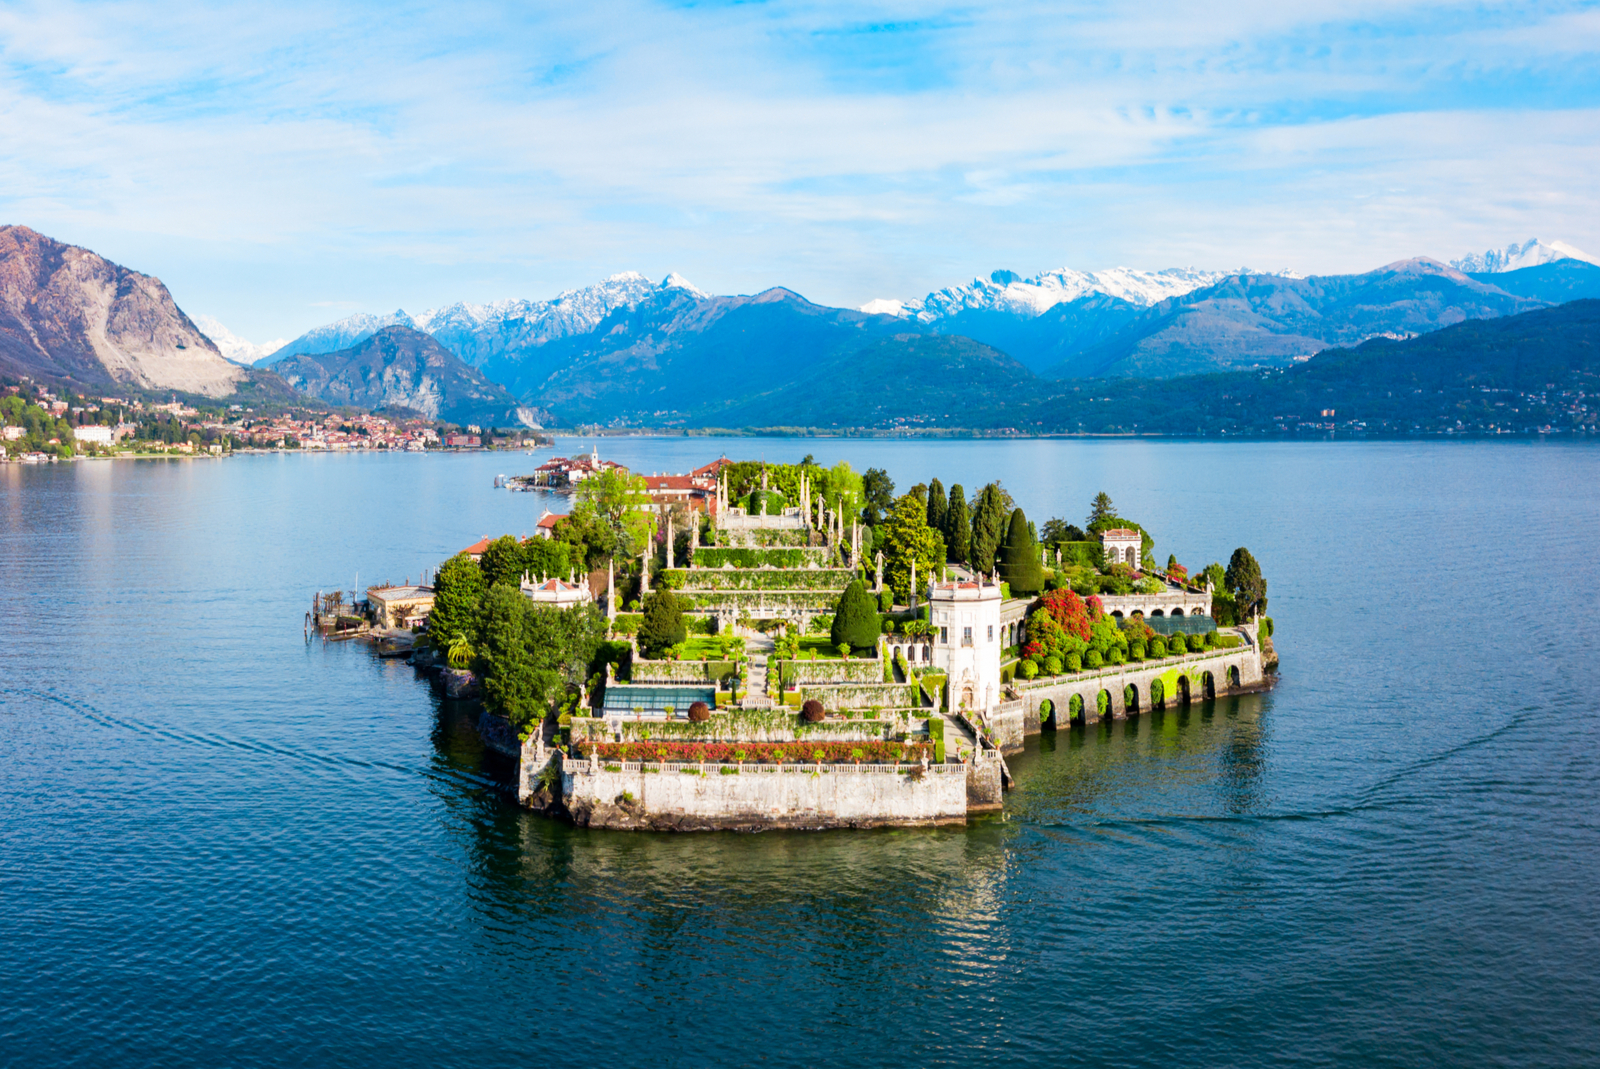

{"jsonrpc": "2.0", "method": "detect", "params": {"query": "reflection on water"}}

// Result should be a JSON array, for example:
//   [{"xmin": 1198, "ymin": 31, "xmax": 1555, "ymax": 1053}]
[{"xmin": 5, "ymin": 444, "xmax": 1600, "ymax": 1068}]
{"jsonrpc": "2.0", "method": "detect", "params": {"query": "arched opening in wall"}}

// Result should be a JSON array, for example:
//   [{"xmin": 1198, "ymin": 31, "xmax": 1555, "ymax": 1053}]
[
  {"xmin": 893, "ymin": 646, "xmax": 902, "ymax": 662},
  {"xmin": 1150, "ymin": 677, "xmax": 1165, "ymax": 707},
  {"xmin": 1112, "ymin": 610, "xmax": 1124, "ymax": 620},
  {"xmin": 1068, "ymin": 693, "xmax": 1085, "ymax": 722},
  {"xmin": 1125, "ymin": 546, "xmax": 1137, "ymax": 566},
  {"xmin": 1202, "ymin": 671, "xmax": 1216, "ymax": 700},
  {"xmin": 1151, "ymin": 609, "xmax": 1164, "ymax": 617},
  {"xmin": 1172, "ymin": 608, "xmax": 1185, "ymax": 617},
  {"xmin": 1176, "ymin": 675, "xmax": 1191, "ymax": 704},
  {"xmin": 1124, "ymin": 683, "xmax": 1139, "ymax": 715},
  {"xmin": 922, "ymin": 645, "xmax": 931, "ymax": 663},
  {"xmin": 1228, "ymin": 665, "xmax": 1241, "ymax": 689},
  {"xmin": 961, "ymin": 686, "xmax": 974, "ymax": 709},
  {"xmin": 1096, "ymin": 689, "xmax": 1111, "ymax": 718},
  {"xmin": 1040, "ymin": 699, "xmax": 1055, "ymax": 730}
]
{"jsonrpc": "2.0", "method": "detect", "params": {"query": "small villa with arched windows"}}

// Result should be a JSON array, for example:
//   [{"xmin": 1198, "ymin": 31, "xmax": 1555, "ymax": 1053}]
[{"xmin": 1100, "ymin": 528, "xmax": 1142, "ymax": 568}]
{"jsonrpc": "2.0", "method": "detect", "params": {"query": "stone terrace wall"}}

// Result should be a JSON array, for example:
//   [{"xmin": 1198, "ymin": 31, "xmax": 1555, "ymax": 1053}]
[
  {"xmin": 801, "ymin": 682, "xmax": 918, "ymax": 710},
  {"xmin": 571, "ymin": 713, "xmax": 894, "ymax": 744},
  {"xmin": 630, "ymin": 659, "xmax": 738, "ymax": 684},
  {"xmin": 563, "ymin": 760, "xmax": 968, "ymax": 830}
]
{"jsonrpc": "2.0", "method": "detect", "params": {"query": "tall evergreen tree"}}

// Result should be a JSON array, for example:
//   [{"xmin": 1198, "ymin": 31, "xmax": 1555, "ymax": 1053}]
[
  {"xmin": 831, "ymin": 579, "xmax": 882, "ymax": 653},
  {"xmin": 1225, "ymin": 547, "xmax": 1268, "ymax": 618},
  {"xmin": 999, "ymin": 508, "xmax": 1043, "ymax": 596},
  {"xmin": 926, "ymin": 478, "xmax": 948, "ymax": 535},
  {"xmin": 637, "ymin": 590, "xmax": 687, "ymax": 658},
  {"xmin": 1088, "ymin": 491, "xmax": 1116, "ymax": 529},
  {"xmin": 944, "ymin": 484, "xmax": 971, "ymax": 564},
  {"xmin": 969, "ymin": 482, "xmax": 1011, "ymax": 576}
]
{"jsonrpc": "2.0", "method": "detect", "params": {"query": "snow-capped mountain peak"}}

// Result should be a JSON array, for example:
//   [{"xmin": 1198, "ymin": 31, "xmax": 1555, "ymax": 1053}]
[
  {"xmin": 660, "ymin": 272, "xmax": 708, "ymax": 298},
  {"xmin": 191, "ymin": 314, "xmax": 288, "ymax": 367},
  {"xmin": 862, "ymin": 264, "xmax": 1296, "ymax": 322},
  {"xmin": 1450, "ymin": 238, "xmax": 1600, "ymax": 273}
]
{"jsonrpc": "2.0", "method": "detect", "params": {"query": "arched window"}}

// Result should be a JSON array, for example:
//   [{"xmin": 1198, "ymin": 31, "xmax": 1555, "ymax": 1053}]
[
  {"xmin": 1125, "ymin": 546, "xmax": 1137, "ymax": 566},
  {"xmin": 1172, "ymin": 608, "xmax": 1184, "ymax": 617},
  {"xmin": 1151, "ymin": 609, "xmax": 1164, "ymax": 617}
]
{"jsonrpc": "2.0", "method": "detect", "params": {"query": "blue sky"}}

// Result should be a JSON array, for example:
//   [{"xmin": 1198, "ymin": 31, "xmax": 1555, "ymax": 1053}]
[{"xmin": 1, "ymin": 0, "xmax": 1597, "ymax": 341}]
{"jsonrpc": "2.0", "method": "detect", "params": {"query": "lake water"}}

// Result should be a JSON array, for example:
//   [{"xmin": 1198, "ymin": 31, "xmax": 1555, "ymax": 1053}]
[{"xmin": 3, "ymin": 438, "xmax": 1598, "ymax": 1067}]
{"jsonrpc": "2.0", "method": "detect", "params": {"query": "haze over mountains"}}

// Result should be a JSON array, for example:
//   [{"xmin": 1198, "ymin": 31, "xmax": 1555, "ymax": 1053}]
[{"xmin": 4, "ymin": 222, "xmax": 1599, "ymax": 435}]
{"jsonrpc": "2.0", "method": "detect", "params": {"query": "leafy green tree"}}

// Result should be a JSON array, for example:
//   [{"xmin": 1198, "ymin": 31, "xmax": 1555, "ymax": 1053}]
[
  {"xmin": 477, "ymin": 585, "xmax": 548, "ymax": 728},
  {"xmin": 944, "ymin": 484, "xmax": 970, "ymax": 564},
  {"xmin": 574, "ymin": 467, "xmax": 655, "ymax": 561},
  {"xmin": 428, "ymin": 553, "xmax": 485, "ymax": 647},
  {"xmin": 1088, "ymin": 492, "xmax": 1116, "ymax": 528},
  {"xmin": 523, "ymin": 537, "xmax": 572, "ymax": 581},
  {"xmin": 880, "ymin": 493, "xmax": 946, "ymax": 602},
  {"xmin": 479, "ymin": 535, "xmax": 526, "ymax": 589},
  {"xmin": 969, "ymin": 482, "xmax": 1012, "ymax": 576},
  {"xmin": 999, "ymin": 508, "xmax": 1044, "ymax": 596},
  {"xmin": 831, "ymin": 579, "xmax": 881, "ymax": 653},
  {"xmin": 1225, "ymin": 547, "xmax": 1268, "ymax": 619},
  {"xmin": 926, "ymin": 478, "xmax": 947, "ymax": 535},
  {"xmin": 637, "ymin": 590, "xmax": 687, "ymax": 658},
  {"xmin": 861, "ymin": 467, "xmax": 895, "ymax": 526}
]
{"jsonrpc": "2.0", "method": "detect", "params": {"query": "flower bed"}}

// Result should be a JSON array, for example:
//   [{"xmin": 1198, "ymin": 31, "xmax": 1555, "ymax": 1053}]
[{"xmin": 574, "ymin": 739, "xmax": 933, "ymax": 765}]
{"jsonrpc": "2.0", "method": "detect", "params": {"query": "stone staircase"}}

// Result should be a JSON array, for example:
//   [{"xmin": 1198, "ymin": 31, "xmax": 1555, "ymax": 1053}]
[{"xmin": 744, "ymin": 654, "xmax": 773, "ymax": 709}]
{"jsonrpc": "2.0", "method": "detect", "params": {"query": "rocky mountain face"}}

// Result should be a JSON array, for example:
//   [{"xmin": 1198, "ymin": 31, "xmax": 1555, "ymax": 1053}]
[
  {"xmin": 0, "ymin": 225, "xmax": 244, "ymax": 396},
  {"xmin": 270, "ymin": 326, "xmax": 536, "ymax": 427}
]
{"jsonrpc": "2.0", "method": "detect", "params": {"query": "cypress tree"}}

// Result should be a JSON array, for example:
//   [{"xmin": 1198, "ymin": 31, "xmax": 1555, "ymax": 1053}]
[
  {"xmin": 999, "ymin": 508, "xmax": 1043, "ymax": 596},
  {"xmin": 944, "ymin": 484, "xmax": 970, "ymax": 564},
  {"xmin": 831, "ymin": 579, "xmax": 881, "ymax": 654},
  {"xmin": 1224, "ymin": 547, "xmax": 1267, "ymax": 619},
  {"xmin": 637, "ymin": 590, "xmax": 687, "ymax": 658},
  {"xmin": 970, "ymin": 483, "xmax": 1009, "ymax": 576},
  {"xmin": 926, "ymin": 478, "xmax": 948, "ymax": 535}
]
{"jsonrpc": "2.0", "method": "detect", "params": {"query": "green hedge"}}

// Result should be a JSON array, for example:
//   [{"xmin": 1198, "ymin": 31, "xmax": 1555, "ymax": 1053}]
[
  {"xmin": 1057, "ymin": 541, "xmax": 1106, "ymax": 570},
  {"xmin": 668, "ymin": 567, "xmax": 855, "ymax": 591},
  {"xmin": 694, "ymin": 547, "xmax": 829, "ymax": 568},
  {"xmin": 928, "ymin": 717, "xmax": 946, "ymax": 763}
]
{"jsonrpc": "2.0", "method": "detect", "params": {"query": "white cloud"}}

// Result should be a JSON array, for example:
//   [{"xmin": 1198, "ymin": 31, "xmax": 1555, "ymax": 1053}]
[{"xmin": 0, "ymin": 0, "xmax": 1594, "ymax": 337}]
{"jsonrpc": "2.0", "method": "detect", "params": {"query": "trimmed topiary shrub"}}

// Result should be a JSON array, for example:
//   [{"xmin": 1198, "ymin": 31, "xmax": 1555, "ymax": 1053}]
[
  {"xmin": 1085, "ymin": 649, "xmax": 1103, "ymax": 669},
  {"xmin": 1019, "ymin": 659, "xmax": 1038, "ymax": 680},
  {"xmin": 800, "ymin": 699, "xmax": 825, "ymax": 723},
  {"xmin": 1129, "ymin": 642, "xmax": 1146, "ymax": 661},
  {"xmin": 1205, "ymin": 629, "xmax": 1220, "ymax": 647},
  {"xmin": 687, "ymin": 701, "xmax": 710, "ymax": 722},
  {"xmin": 1066, "ymin": 652, "xmax": 1082, "ymax": 673},
  {"xmin": 879, "ymin": 589, "xmax": 894, "ymax": 612},
  {"xmin": 1264, "ymin": 616, "xmax": 1275, "ymax": 638},
  {"xmin": 831, "ymin": 579, "xmax": 881, "ymax": 654},
  {"xmin": 1149, "ymin": 636, "xmax": 1167, "ymax": 658},
  {"xmin": 1043, "ymin": 655, "xmax": 1063, "ymax": 675},
  {"xmin": 1169, "ymin": 633, "xmax": 1188, "ymax": 654},
  {"xmin": 638, "ymin": 590, "xmax": 687, "ymax": 659},
  {"xmin": 999, "ymin": 508, "xmax": 1043, "ymax": 597},
  {"xmin": 1109, "ymin": 648, "xmax": 1126, "ymax": 665}
]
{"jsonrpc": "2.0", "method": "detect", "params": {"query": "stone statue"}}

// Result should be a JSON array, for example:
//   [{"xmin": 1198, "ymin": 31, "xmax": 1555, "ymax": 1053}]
[{"xmin": 874, "ymin": 550, "xmax": 884, "ymax": 593}]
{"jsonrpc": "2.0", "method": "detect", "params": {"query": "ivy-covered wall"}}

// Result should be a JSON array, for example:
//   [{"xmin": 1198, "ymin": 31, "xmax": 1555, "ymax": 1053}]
[
  {"xmin": 669, "ymin": 567, "xmax": 856, "ymax": 591},
  {"xmin": 694, "ymin": 547, "xmax": 832, "ymax": 569},
  {"xmin": 777, "ymin": 658, "xmax": 884, "ymax": 685},
  {"xmin": 631, "ymin": 659, "xmax": 740, "ymax": 683},
  {"xmin": 570, "ymin": 711, "xmax": 893, "ymax": 743},
  {"xmin": 801, "ymin": 683, "xmax": 919, "ymax": 710}
]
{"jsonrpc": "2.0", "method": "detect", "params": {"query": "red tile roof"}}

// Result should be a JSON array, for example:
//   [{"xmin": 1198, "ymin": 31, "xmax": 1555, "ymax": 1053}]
[
  {"xmin": 536, "ymin": 513, "xmax": 567, "ymax": 530},
  {"xmin": 461, "ymin": 537, "xmax": 490, "ymax": 556}
]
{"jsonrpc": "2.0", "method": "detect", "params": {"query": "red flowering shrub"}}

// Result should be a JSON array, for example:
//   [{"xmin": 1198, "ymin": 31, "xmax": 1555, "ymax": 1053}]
[{"xmin": 1036, "ymin": 588, "xmax": 1093, "ymax": 640}]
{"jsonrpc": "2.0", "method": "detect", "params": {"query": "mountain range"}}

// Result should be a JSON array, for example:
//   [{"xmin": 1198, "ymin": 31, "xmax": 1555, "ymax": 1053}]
[{"xmin": 4, "ymin": 222, "xmax": 1598, "ymax": 433}]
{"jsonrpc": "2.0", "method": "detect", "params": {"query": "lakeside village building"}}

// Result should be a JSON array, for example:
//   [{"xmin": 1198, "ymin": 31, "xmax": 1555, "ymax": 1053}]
[{"xmin": 431, "ymin": 459, "xmax": 1272, "ymax": 832}]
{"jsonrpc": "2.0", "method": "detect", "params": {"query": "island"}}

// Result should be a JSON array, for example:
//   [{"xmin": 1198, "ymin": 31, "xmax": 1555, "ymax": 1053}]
[{"xmin": 333, "ymin": 456, "xmax": 1276, "ymax": 831}]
